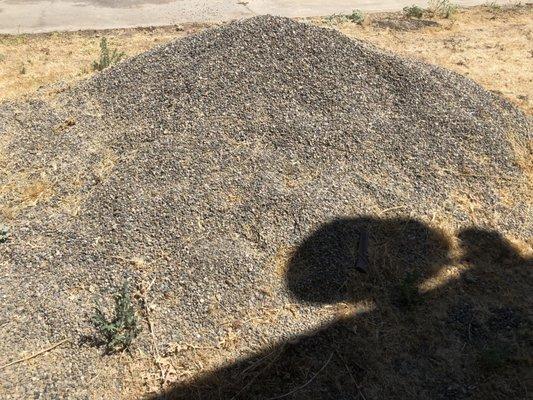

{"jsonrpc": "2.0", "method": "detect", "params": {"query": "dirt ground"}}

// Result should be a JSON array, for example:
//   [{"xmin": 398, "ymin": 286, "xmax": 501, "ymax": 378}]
[{"xmin": 0, "ymin": 5, "xmax": 532, "ymax": 114}]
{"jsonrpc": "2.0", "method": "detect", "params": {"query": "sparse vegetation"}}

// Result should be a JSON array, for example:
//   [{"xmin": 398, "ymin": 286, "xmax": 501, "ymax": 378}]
[
  {"xmin": 324, "ymin": 13, "xmax": 342, "ymax": 23},
  {"xmin": 347, "ymin": 9, "xmax": 365, "ymax": 24},
  {"xmin": 0, "ymin": 53, "xmax": 5, "ymax": 63},
  {"xmin": 0, "ymin": 9, "xmax": 530, "ymax": 113},
  {"xmin": 92, "ymin": 37, "xmax": 125, "ymax": 72},
  {"xmin": 396, "ymin": 271, "xmax": 422, "ymax": 309},
  {"xmin": 484, "ymin": 1, "xmax": 502, "ymax": 11},
  {"xmin": 429, "ymin": 0, "xmax": 458, "ymax": 18},
  {"xmin": 91, "ymin": 283, "xmax": 141, "ymax": 353},
  {"xmin": 0, "ymin": 225, "xmax": 9, "ymax": 243},
  {"xmin": 403, "ymin": 5, "xmax": 425, "ymax": 18},
  {"xmin": 325, "ymin": 9, "xmax": 365, "ymax": 24},
  {"xmin": 19, "ymin": 64, "xmax": 26, "ymax": 75}
]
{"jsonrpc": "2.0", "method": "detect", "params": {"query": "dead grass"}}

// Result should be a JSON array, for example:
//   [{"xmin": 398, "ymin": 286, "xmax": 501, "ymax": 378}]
[
  {"xmin": 507, "ymin": 130, "xmax": 533, "ymax": 193},
  {"xmin": 0, "ymin": 24, "xmax": 209, "ymax": 103},
  {"xmin": 0, "ymin": 172, "xmax": 55, "ymax": 219},
  {"xmin": 271, "ymin": 245, "xmax": 296, "ymax": 279},
  {"xmin": 314, "ymin": 4, "xmax": 532, "ymax": 114}
]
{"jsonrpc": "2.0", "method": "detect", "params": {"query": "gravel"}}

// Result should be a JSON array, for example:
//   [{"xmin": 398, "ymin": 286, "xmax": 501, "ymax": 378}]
[{"xmin": 0, "ymin": 16, "xmax": 530, "ymax": 398}]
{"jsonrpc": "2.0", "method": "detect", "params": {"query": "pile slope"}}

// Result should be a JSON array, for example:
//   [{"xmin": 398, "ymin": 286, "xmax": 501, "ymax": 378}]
[{"xmin": 0, "ymin": 16, "xmax": 530, "ymax": 399}]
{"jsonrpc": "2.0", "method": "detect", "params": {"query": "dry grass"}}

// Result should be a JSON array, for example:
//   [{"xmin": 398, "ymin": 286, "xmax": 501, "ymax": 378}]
[
  {"xmin": 0, "ymin": 24, "xmax": 209, "ymax": 103},
  {"xmin": 0, "ymin": 170, "xmax": 55, "ymax": 219},
  {"xmin": 314, "ymin": 4, "xmax": 533, "ymax": 114}
]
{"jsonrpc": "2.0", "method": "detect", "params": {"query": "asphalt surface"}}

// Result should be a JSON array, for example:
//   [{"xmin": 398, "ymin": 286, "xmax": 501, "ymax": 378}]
[{"xmin": 0, "ymin": 0, "xmax": 510, "ymax": 33}]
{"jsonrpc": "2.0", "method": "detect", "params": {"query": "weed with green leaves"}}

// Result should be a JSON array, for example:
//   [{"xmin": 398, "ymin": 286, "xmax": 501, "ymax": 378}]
[
  {"xmin": 347, "ymin": 9, "xmax": 365, "ymax": 24},
  {"xmin": 92, "ymin": 37, "xmax": 126, "ymax": 72},
  {"xmin": 325, "ymin": 9, "xmax": 365, "ymax": 25},
  {"xmin": 92, "ymin": 283, "xmax": 141, "ymax": 353},
  {"xmin": 403, "ymin": 5, "xmax": 425, "ymax": 18},
  {"xmin": 0, "ymin": 225, "xmax": 9, "ymax": 243}
]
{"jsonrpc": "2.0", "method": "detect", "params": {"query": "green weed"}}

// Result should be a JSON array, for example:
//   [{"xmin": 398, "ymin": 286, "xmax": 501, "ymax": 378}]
[
  {"xmin": 92, "ymin": 37, "xmax": 125, "ymax": 72},
  {"xmin": 325, "ymin": 9, "xmax": 365, "ymax": 25},
  {"xmin": 91, "ymin": 283, "xmax": 141, "ymax": 353},
  {"xmin": 0, "ymin": 225, "xmax": 9, "ymax": 243},
  {"xmin": 347, "ymin": 9, "xmax": 365, "ymax": 24},
  {"xmin": 403, "ymin": 5, "xmax": 425, "ymax": 18}
]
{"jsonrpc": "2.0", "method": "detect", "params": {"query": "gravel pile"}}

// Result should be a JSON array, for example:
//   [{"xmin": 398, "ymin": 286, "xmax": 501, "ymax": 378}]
[{"xmin": 0, "ymin": 16, "xmax": 530, "ymax": 398}]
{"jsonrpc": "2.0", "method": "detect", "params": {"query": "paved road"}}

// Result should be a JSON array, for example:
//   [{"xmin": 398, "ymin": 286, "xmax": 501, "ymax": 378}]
[{"xmin": 0, "ymin": 0, "xmax": 510, "ymax": 34}]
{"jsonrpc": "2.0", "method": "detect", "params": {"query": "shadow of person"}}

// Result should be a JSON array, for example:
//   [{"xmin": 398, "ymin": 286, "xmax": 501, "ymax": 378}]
[{"xmin": 149, "ymin": 218, "xmax": 531, "ymax": 400}]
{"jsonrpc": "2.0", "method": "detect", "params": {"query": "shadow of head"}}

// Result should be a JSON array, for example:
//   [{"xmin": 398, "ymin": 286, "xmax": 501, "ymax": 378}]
[
  {"xmin": 457, "ymin": 227, "xmax": 532, "ymax": 292},
  {"xmin": 458, "ymin": 227, "xmax": 531, "ymax": 267},
  {"xmin": 286, "ymin": 216, "xmax": 452, "ymax": 304}
]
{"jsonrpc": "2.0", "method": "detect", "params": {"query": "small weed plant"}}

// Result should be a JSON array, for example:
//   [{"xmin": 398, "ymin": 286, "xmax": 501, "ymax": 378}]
[
  {"xmin": 396, "ymin": 271, "xmax": 422, "ymax": 309},
  {"xmin": 429, "ymin": 0, "xmax": 458, "ymax": 18},
  {"xmin": 484, "ymin": 1, "xmax": 502, "ymax": 12},
  {"xmin": 325, "ymin": 9, "xmax": 365, "ymax": 25},
  {"xmin": 403, "ymin": 5, "xmax": 425, "ymax": 18},
  {"xmin": 347, "ymin": 9, "xmax": 365, "ymax": 24},
  {"xmin": 92, "ymin": 37, "xmax": 125, "ymax": 72},
  {"xmin": 92, "ymin": 283, "xmax": 140, "ymax": 353},
  {"xmin": 0, "ymin": 225, "xmax": 9, "ymax": 243}
]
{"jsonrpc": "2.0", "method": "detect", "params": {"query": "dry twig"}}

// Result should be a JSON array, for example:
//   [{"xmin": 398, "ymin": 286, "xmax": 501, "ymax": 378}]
[
  {"xmin": 139, "ymin": 277, "xmax": 169, "ymax": 387},
  {"xmin": 0, "ymin": 339, "xmax": 69, "ymax": 370},
  {"xmin": 335, "ymin": 349, "xmax": 367, "ymax": 400},
  {"xmin": 266, "ymin": 352, "xmax": 334, "ymax": 400},
  {"xmin": 229, "ymin": 346, "xmax": 286, "ymax": 400}
]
